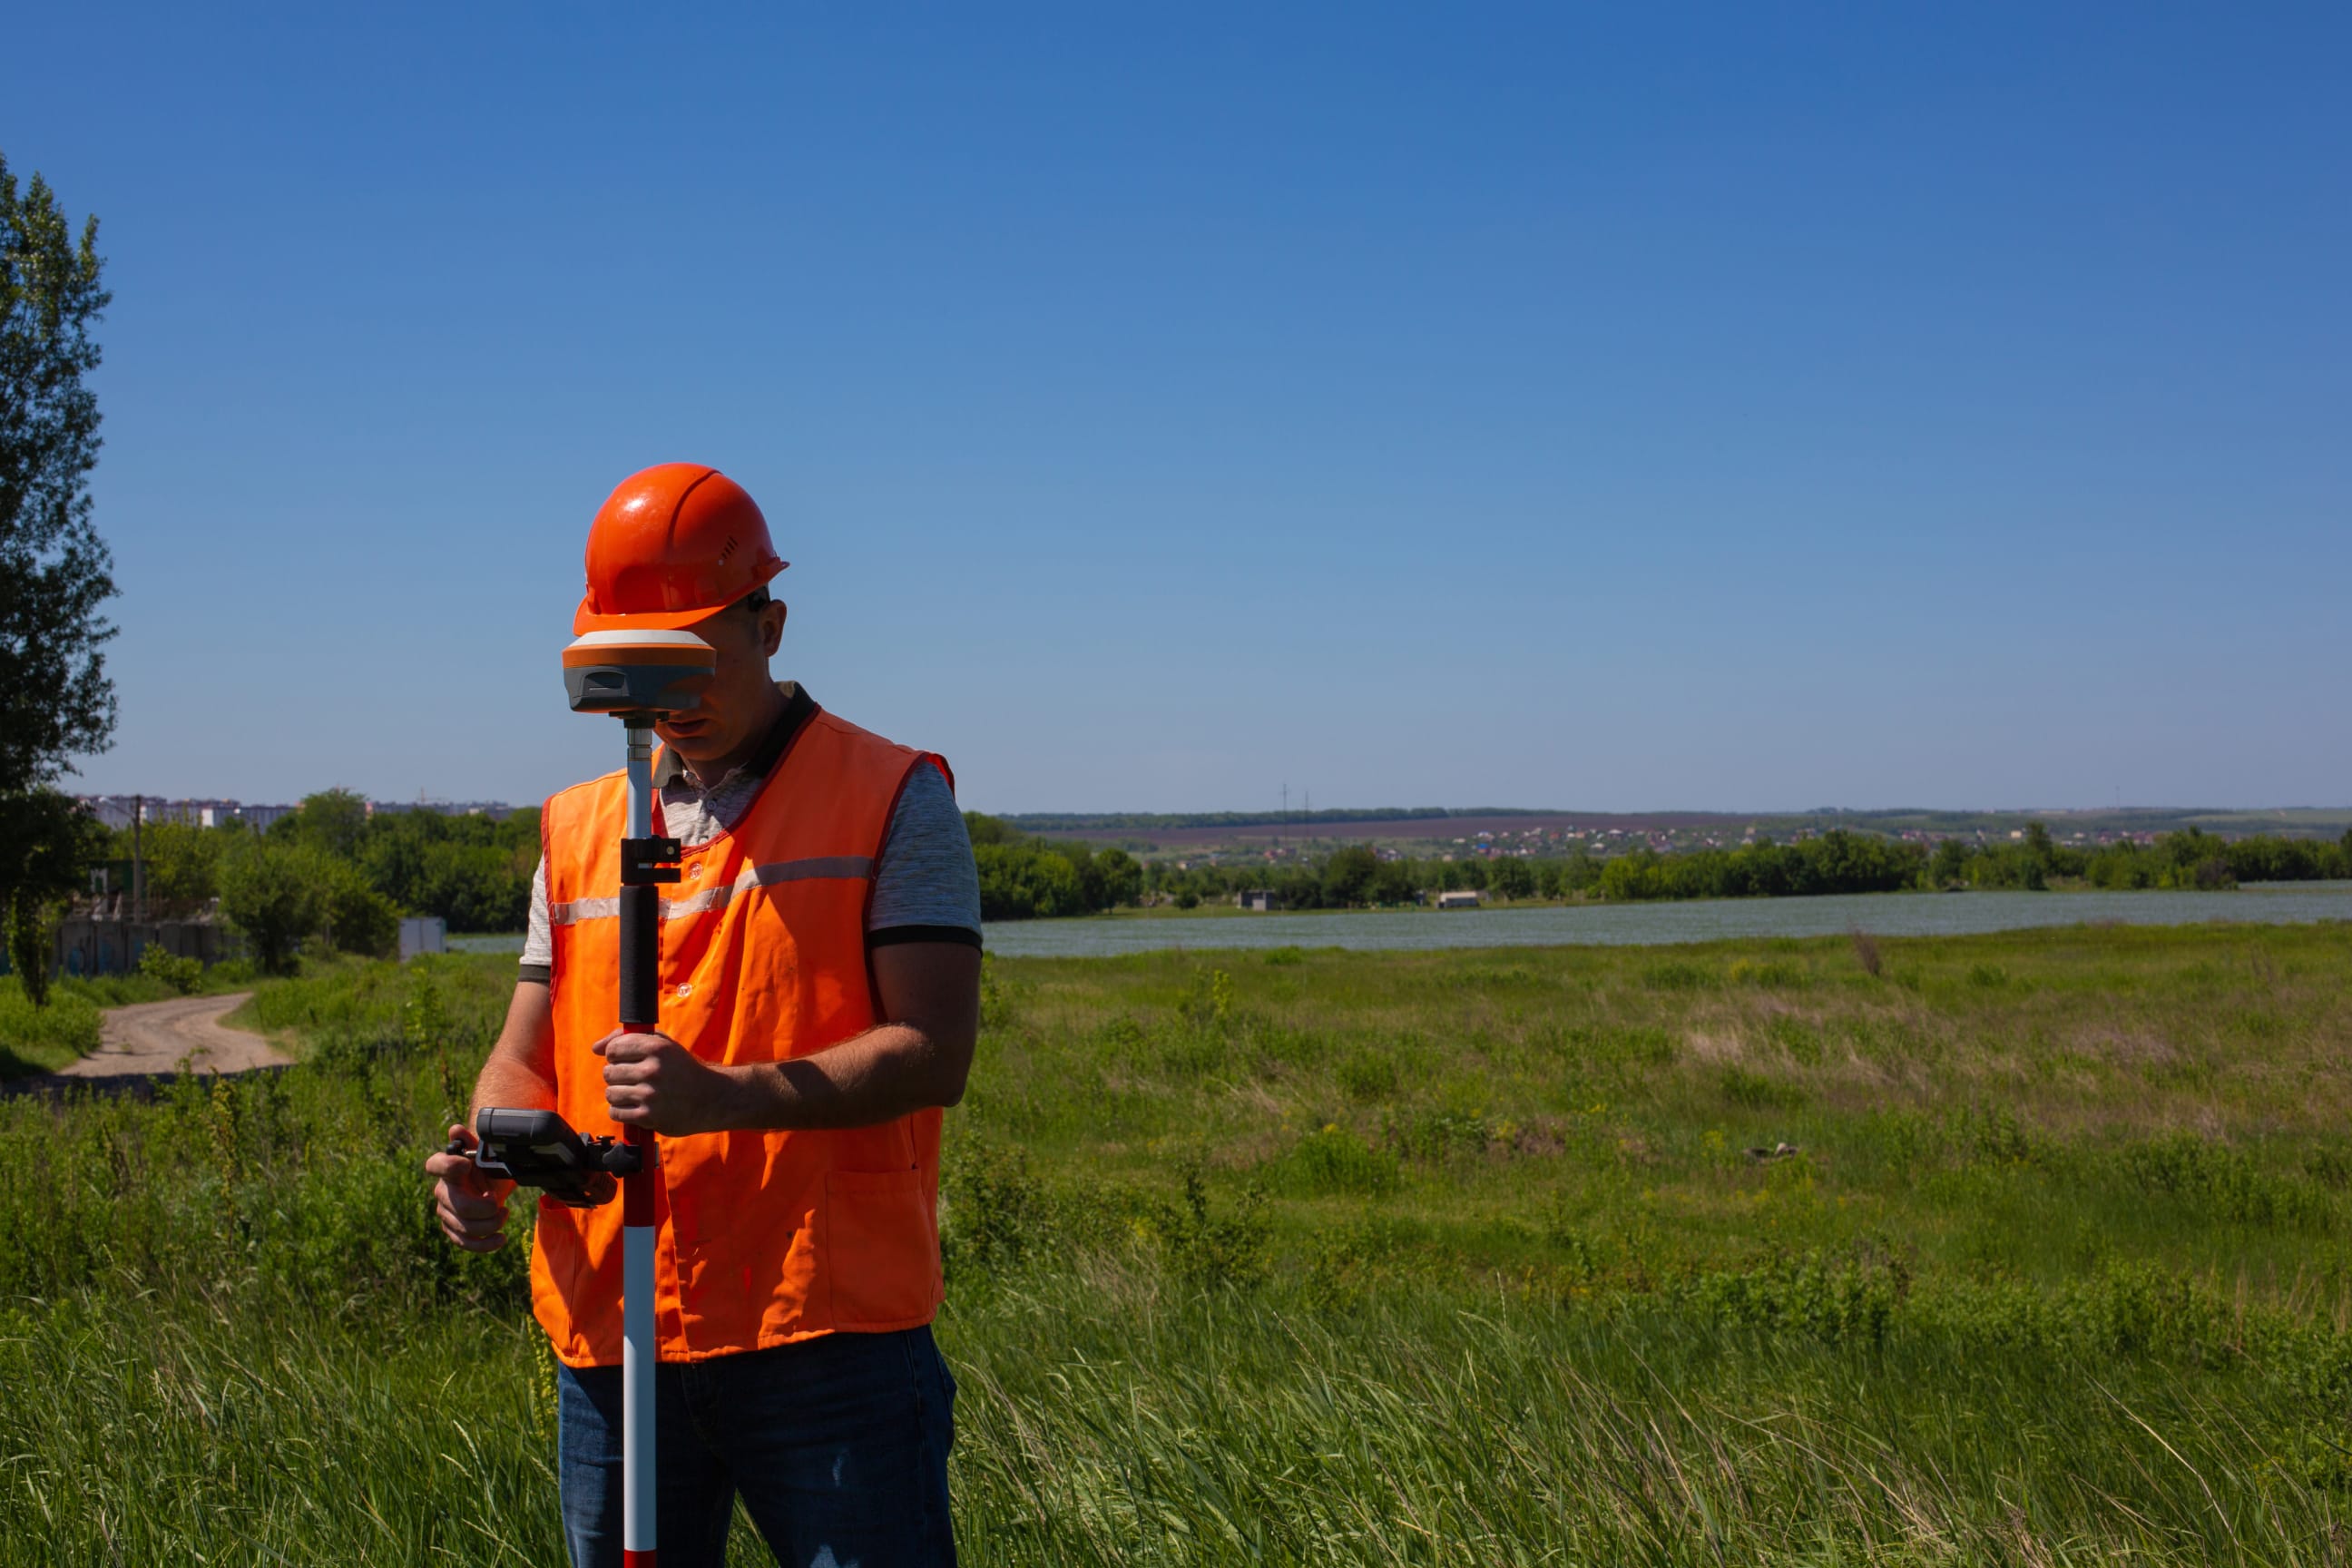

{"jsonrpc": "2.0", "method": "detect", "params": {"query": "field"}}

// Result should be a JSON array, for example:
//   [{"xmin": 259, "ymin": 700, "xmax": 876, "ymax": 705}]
[{"xmin": 7, "ymin": 925, "xmax": 2352, "ymax": 1563}]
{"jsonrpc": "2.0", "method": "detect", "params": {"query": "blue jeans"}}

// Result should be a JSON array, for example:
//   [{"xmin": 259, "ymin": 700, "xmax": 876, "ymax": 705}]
[{"xmin": 555, "ymin": 1326, "xmax": 957, "ymax": 1568}]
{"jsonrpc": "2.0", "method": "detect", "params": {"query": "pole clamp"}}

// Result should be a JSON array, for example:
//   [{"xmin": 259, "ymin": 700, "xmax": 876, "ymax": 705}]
[{"xmin": 620, "ymin": 836, "xmax": 683, "ymax": 886}]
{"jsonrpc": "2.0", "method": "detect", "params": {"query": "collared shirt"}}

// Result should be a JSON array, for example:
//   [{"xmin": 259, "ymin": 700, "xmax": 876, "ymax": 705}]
[{"xmin": 518, "ymin": 682, "xmax": 980, "ymax": 981}]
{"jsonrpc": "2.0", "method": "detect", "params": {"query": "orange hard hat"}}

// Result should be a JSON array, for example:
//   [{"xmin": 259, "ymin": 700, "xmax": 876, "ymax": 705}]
[{"xmin": 573, "ymin": 464, "xmax": 789, "ymax": 634}]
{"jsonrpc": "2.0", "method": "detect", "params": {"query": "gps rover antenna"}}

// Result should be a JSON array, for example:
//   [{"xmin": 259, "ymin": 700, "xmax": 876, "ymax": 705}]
[{"xmin": 560, "ymin": 626, "xmax": 718, "ymax": 1568}]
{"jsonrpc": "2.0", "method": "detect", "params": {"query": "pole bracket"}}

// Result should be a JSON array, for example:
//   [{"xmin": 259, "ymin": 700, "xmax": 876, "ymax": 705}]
[{"xmin": 620, "ymin": 837, "xmax": 683, "ymax": 886}]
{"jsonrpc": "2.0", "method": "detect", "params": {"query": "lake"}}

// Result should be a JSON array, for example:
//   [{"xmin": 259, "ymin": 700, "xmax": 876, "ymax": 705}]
[
  {"xmin": 975, "ymin": 884, "xmax": 2352, "ymax": 957},
  {"xmin": 438, "ymin": 884, "xmax": 2352, "ymax": 961}
]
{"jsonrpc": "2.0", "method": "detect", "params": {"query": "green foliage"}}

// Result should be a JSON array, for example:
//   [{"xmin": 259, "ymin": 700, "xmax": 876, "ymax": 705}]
[
  {"xmin": 965, "ymin": 815, "xmax": 1151, "ymax": 921},
  {"xmin": 0, "ymin": 972, "xmax": 100, "ymax": 1072},
  {"xmin": 271, "ymin": 787, "xmax": 370, "ymax": 860},
  {"xmin": 1152, "ymin": 1160, "xmax": 1270, "ymax": 1288},
  {"xmin": 975, "ymin": 840, "xmax": 1084, "ymax": 919},
  {"xmin": 322, "ymin": 862, "xmax": 399, "ymax": 959},
  {"xmin": 119, "ymin": 818, "xmax": 226, "ymax": 909},
  {"xmin": 0, "ymin": 153, "xmax": 116, "ymax": 799},
  {"xmin": 0, "ymin": 788, "xmax": 106, "ymax": 1002},
  {"xmin": 357, "ymin": 805, "xmax": 537, "ymax": 931},
  {"xmin": 217, "ymin": 841, "xmax": 330, "ymax": 975},
  {"xmin": 1599, "ymin": 828, "xmax": 1926, "ymax": 901},
  {"xmin": 1270, "ymin": 1123, "xmax": 1400, "ymax": 1197},
  {"xmin": 22, "ymin": 931, "xmax": 2352, "ymax": 1559},
  {"xmin": 136, "ymin": 944, "xmax": 201, "ymax": 995},
  {"xmin": 1336, "ymin": 1046, "xmax": 1397, "ymax": 1101},
  {"xmin": 942, "ymin": 1141, "xmax": 1054, "ymax": 1279},
  {"xmin": 1320, "ymin": 845, "xmax": 1378, "ymax": 906},
  {"xmin": 1487, "ymin": 854, "xmax": 1536, "ymax": 898}
]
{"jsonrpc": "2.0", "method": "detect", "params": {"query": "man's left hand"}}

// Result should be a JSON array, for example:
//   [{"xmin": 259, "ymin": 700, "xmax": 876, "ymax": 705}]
[{"xmin": 594, "ymin": 1030, "xmax": 741, "ymax": 1135}]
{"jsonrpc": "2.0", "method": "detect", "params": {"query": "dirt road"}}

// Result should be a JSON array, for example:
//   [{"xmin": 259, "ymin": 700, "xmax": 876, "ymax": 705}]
[{"xmin": 49, "ymin": 992, "xmax": 288, "ymax": 1079}]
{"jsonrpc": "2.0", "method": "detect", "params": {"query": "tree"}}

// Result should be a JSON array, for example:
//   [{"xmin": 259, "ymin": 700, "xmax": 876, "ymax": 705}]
[
  {"xmin": 275, "ymin": 789, "xmax": 370, "ymax": 861},
  {"xmin": 219, "ymin": 842, "xmax": 329, "ymax": 975},
  {"xmin": 1371, "ymin": 858, "xmax": 1419, "ymax": 905},
  {"xmin": 1322, "ymin": 847, "xmax": 1378, "ymax": 907},
  {"xmin": 0, "ymin": 789, "xmax": 103, "ymax": 1004},
  {"xmin": 119, "ymin": 819, "xmax": 228, "ymax": 911},
  {"xmin": 322, "ymin": 862, "xmax": 400, "ymax": 958},
  {"xmin": 1083, "ymin": 847, "xmax": 1143, "ymax": 909},
  {"xmin": 1489, "ymin": 857, "xmax": 1535, "ymax": 900},
  {"xmin": 1, "ymin": 156, "xmax": 117, "ymax": 999}
]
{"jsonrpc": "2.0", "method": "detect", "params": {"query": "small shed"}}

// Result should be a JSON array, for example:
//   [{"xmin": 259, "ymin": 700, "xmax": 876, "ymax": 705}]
[
  {"xmin": 399, "ymin": 916, "xmax": 448, "ymax": 962},
  {"xmin": 1239, "ymin": 889, "xmax": 1280, "ymax": 912},
  {"xmin": 1435, "ymin": 890, "xmax": 1482, "ymax": 910}
]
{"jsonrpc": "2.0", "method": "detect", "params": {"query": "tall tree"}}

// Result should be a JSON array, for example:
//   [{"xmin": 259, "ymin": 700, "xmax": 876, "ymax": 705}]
[{"xmin": 2, "ymin": 153, "xmax": 118, "ymax": 994}]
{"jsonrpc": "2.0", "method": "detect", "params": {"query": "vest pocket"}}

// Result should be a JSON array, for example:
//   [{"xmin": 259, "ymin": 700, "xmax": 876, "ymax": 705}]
[{"xmin": 824, "ymin": 1167, "xmax": 938, "ymax": 1328}]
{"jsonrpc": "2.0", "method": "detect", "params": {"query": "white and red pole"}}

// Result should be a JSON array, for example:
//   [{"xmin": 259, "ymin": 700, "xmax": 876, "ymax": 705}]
[
  {"xmin": 619, "ymin": 720, "xmax": 661, "ymax": 1568},
  {"xmin": 561, "ymin": 630, "xmax": 713, "ymax": 1568}
]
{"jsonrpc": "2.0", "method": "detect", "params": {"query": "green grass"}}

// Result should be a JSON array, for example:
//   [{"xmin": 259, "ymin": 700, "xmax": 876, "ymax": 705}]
[{"xmin": 10, "ymin": 926, "xmax": 2352, "ymax": 1563}]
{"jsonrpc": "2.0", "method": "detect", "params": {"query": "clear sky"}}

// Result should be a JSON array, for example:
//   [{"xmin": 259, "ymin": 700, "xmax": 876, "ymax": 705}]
[{"xmin": 12, "ymin": 4, "xmax": 2349, "ymax": 814}]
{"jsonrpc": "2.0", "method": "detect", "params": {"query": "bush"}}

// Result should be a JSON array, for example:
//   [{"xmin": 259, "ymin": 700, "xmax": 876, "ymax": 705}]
[
  {"xmin": 0, "ymin": 975, "xmax": 102, "ymax": 1070},
  {"xmin": 324, "ymin": 871, "xmax": 400, "ymax": 959},
  {"xmin": 1274, "ymin": 1125, "xmax": 1401, "ymax": 1198},
  {"xmin": 1153, "ymin": 1161, "xmax": 1269, "ymax": 1289},
  {"xmin": 137, "ymin": 946, "xmax": 202, "ymax": 995}
]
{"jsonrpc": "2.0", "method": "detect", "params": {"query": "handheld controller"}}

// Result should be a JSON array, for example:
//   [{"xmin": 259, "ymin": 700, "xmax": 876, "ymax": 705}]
[{"xmin": 447, "ymin": 1108, "xmax": 642, "ymax": 1209}]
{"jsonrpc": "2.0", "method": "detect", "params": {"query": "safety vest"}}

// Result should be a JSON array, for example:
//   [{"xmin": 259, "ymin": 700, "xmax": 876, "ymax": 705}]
[{"xmin": 533, "ymin": 707, "xmax": 950, "ymax": 1367}]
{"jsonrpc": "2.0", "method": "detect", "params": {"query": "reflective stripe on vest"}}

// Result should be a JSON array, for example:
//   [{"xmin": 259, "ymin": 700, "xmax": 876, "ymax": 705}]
[
  {"xmin": 547, "ymin": 855, "xmax": 877, "ymax": 926},
  {"xmin": 531, "ymin": 710, "xmax": 950, "ymax": 1368}
]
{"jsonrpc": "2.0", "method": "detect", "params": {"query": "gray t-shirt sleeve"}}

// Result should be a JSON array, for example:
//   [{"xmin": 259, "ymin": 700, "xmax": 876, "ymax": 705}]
[
  {"xmin": 520, "ymin": 857, "xmax": 552, "ymax": 977},
  {"xmin": 868, "ymin": 761, "xmax": 982, "ymax": 939}
]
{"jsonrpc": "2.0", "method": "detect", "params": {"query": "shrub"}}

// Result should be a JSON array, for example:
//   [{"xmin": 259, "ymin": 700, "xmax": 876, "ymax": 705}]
[
  {"xmin": 1274, "ymin": 1125, "xmax": 1401, "ymax": 1198},
  {"xmin": 0, "ymin": 975, "xmax": 101, "ymax": 1069},
  {"xmin": 1642, "ymin": 961, "xmax": 1713, "ymax": 992},
  {"xmin": 324, "ymin": 871, "xmax": 400, "ymax": 959},
  {"xmin": 942, "ymin": 1142, "xmax": 1053, "ymax": 1279},
  {"xmin": 1383, "ymin": 1106, "xmax": 1494, "ymax": 1161},
  {"xmin": 1337, "ymin": 1048, "xmax": 1398, "ymax": 1102},
  {"xmin": 1719, "ymin": 1065, "xmax": 1808, "ymax": 1111},
  {"xmin": 137, "ymin": 946, "xmax": 202, "ymax": 995},
  {"xmin": 1153, "ymin": 1160, "xmax": 1269, "ymax": 1289},
  {"xmin": 2117, "ymin": 1132, "xmax": 2328, "ymax": 1228}
]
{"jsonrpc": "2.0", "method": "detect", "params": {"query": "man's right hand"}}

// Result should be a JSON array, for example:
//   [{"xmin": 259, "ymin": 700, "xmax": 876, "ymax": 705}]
[{"xmin": 427, "ymin": 1123, "xmax": 517, "ymax": 1253}]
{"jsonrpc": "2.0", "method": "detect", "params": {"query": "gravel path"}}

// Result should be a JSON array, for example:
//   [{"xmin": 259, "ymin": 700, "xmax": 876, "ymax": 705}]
[{"xmin": 50, "ymin": 992, "xmax": 286, "ymax": 1079}]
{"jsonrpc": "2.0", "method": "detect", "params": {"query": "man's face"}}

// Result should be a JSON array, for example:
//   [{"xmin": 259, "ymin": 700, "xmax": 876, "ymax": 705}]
[{"xmin": 653, "ymin": 597, "xmax": 788, "ymax": 766}]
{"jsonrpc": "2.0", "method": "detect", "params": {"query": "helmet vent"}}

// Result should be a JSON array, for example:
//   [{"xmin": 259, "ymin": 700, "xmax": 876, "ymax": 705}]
[{"xmin": 716, "ymin": 535, "xmax": 738, "ymax": 567}]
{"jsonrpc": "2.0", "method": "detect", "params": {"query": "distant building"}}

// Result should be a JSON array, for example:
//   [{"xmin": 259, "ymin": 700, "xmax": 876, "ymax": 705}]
[
  {"xmin": 78, "ymin": 796, "xmax": 297, "ymax": 833},
  {"xmin": 399, "ymin": 916, "xmax": 448, "ymax": 962},
  {"xmin": 1239, "ymin": 889, "xmax": 1280, "ymax": 912},
  {"xmin": 1436, "ymin": 890, "xmax": 1481, "ymax": 910},
  {"xmin": 14, "ymin": 894, "xmax": 240, "ymax": 979}
]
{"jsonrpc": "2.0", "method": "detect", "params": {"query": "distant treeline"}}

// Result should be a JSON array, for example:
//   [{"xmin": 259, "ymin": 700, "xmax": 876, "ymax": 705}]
[
  {"xmin": 1000, "ymin": 807, "xmax": 1538, "ymax": 833},
  {"xmin": 115, "ymin": 790, "xmax": 538, "ymax": 968},
  {"xmin": 968, "ymin": 814, "xmax": 2352, "ymax": 920}
]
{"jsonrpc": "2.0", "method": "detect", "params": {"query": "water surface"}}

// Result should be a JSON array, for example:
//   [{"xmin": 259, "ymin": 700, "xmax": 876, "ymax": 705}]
[{"xmin": 981, "ymin": 884, "xmax": 2352, "ymax": 957}]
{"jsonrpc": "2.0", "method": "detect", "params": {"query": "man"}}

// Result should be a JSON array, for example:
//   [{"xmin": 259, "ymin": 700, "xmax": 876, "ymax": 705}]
[{"xmin": 424, "ymin": 463, "xmax": 981, "ymax": 1567}]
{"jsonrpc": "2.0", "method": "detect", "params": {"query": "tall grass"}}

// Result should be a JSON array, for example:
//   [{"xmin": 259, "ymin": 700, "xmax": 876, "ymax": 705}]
[{"xmin": 8, "ymin": 927, "xmax": 2352, "ymax": 1563}]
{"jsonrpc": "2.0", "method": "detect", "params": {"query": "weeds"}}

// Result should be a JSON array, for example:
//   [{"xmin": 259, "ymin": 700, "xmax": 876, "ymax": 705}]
[{"xmin": 15, "ymin": 926, "xmax": 2352, "ymax": 1563}]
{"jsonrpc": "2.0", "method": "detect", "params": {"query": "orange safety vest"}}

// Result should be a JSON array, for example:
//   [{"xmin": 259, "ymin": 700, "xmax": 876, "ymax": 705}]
[{"xmin": 533, "ymin": 706, "xmax": 950, "ymax": 1367}]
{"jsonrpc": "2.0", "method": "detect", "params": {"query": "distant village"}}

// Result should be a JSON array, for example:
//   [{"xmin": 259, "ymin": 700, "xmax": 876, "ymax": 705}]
[
  {"xmin": 1149, "ymin": 819, "xmax": 2179, "ymax": 874},
  {"xmin": 75, "ymin": 795, "xmax": 517, "ymax": 832}
]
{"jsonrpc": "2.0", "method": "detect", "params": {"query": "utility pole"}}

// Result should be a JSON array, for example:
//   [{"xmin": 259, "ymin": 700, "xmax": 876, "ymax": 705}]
[{"xmin": 132, "ymin": 794, "xmax": 144, "ymax": 925}]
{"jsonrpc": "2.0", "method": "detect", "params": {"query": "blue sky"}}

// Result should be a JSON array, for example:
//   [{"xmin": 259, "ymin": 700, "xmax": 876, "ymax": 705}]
[{"xmin": 12, "ymin": 4, "xmax": 2349, "ymax": 813}]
